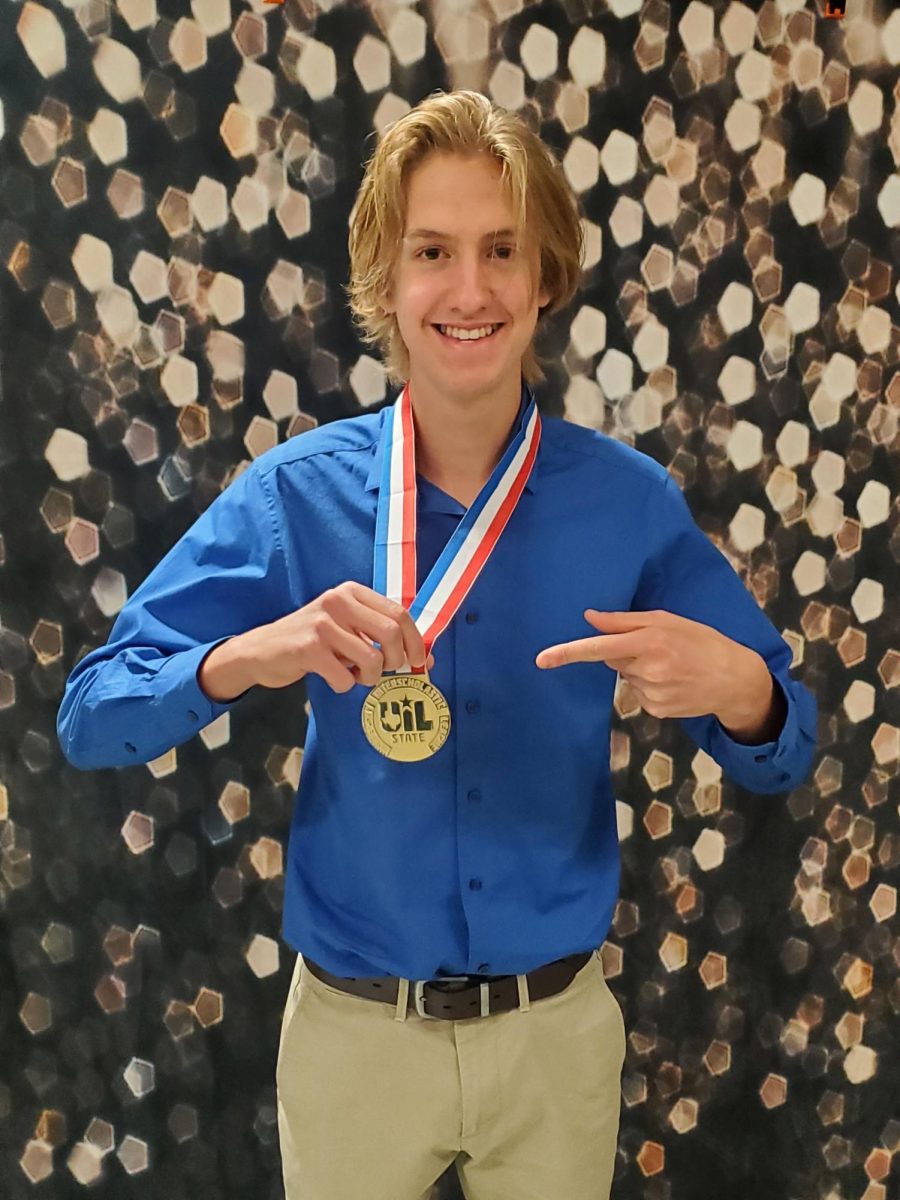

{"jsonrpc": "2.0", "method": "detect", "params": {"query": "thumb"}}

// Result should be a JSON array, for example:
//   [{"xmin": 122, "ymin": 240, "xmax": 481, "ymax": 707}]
[
  {"xmin": 583, "ymin": 609, "xmax": 624, "ymax": 625},
  {"xmin": 584, "ymin": 609, "xmax": 650, "ymax": 626}
]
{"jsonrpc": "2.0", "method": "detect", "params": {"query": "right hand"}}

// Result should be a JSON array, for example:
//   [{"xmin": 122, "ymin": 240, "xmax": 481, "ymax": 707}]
[{"xmin": 240, "ymin": 581, "xmax": 435, "ymax": 695}]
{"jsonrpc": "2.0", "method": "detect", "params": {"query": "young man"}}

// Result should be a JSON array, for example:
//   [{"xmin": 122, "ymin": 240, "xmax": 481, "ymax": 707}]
[{"xmin": 59, "ymin": 91, "xmax": 817, "ymax": 1200}]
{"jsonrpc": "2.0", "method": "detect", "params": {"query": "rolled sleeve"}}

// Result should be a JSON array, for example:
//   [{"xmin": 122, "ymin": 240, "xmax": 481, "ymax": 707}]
[
  {"xmin": 633, "ymin": 472, "xmax": 818, "ymax": 795},
  {"xmin": 57, "ymin": 460, "xmax": 293, "ymax": 770}
]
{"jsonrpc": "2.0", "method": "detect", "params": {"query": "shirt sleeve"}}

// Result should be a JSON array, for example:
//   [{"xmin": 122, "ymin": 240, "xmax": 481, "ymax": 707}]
[
  {"xmin": 57, "ymin": 460, "xmax": 294, "ymax": 771},
  {"xmin": 631, "ymin": 471, "xmax": 818, "ymax": 795}
]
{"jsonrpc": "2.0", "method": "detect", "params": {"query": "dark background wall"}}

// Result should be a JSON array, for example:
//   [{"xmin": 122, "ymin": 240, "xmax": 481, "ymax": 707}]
[{"xmin": 0, "ymin": 0, "xmax": 898, "ymax": 1197}]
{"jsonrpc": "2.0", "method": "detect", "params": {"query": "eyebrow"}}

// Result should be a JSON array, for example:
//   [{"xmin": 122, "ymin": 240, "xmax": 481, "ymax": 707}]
[{"xmin": 404, "ymin": 228, "xmax": 518, "ymax": 241}]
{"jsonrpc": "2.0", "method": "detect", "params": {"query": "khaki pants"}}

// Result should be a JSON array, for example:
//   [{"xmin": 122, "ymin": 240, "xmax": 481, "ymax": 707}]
[{"xmin": 276, "ymin": 949, "xmax": 626, "ymax": 1200}]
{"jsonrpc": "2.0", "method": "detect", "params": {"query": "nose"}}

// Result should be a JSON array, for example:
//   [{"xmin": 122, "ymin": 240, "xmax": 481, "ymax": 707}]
[{"xmin": 449, "ymin": 251, "xmax": 493, "ymax": 314}]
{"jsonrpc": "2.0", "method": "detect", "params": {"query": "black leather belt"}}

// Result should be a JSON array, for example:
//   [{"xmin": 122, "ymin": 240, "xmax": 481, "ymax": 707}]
[{"xmin": 302, "ymin": 951, "xmax": 594, "ymax": 1020}]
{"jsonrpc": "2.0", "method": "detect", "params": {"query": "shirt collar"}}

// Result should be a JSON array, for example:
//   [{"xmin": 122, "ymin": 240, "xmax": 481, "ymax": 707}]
[{"xmin": 364, "ymin": 384, "xmax": 539, "ymax": 512}]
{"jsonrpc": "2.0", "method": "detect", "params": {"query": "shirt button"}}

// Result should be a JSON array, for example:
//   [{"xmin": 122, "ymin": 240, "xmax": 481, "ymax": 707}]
[
  {"xmin": 478, "ymin": 963, "xmax": 490, "ymax": 973},
  {"xmin": 188, "ymin": 710, "xmax": 199, "ymax": 722},
  {"xmin": 468, "ymin": 788, "xmax": 481, "ymax": 803},
  {"xmin": 469, "ymin": 878, "xmax": 482, "ymax": 891},
  {"xmin": 466, "ymin": 699, "xmax": 480, "ymax": 714},
  {"xmin": 754, "ymin": 753, "xmax": 767, "ymax": 762},
  {"xmin": 465, "ymin": 611, "xmax": 478, "ymax": 624},
  {"xmin": 125, "ymin": 742, "xmax": 136, "ymax": 753}
]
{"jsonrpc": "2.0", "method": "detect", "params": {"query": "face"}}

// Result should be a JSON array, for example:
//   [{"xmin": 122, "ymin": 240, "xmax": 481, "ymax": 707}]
[{"xmin": 380, "ymin": 151, "xmax": 550, "ymax": 401}]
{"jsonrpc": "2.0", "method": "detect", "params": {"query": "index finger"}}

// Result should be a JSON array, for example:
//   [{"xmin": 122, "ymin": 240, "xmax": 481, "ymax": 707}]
[
  {"xmin": 543, "ymin": 629, "xmax": 646, "ymax": 666},
  {"xmin": 354, "ymin": 585, "xmax": 427, "ymax": 667}
]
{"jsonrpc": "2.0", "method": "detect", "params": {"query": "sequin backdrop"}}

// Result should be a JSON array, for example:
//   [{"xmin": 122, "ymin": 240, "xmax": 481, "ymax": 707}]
[{"xmin": 0, "ymin": 0, "xmax": 898, "ymax": 1197}]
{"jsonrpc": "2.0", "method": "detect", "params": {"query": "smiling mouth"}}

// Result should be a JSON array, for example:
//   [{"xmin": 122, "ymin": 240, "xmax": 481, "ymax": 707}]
[{"xmin": 433, "ymin": 323, "xmax": 505, "ymax": 342}]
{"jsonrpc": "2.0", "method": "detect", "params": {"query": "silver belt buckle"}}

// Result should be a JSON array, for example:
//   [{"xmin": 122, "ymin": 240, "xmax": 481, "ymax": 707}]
[{"xmin": 414, "ymin": 976, "xmax": 491, "ymax": 1020}]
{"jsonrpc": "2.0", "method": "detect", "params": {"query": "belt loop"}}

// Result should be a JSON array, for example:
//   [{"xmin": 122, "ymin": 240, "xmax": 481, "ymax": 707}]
[
  {"xmin": 394, "ymin": 976, "xmax": 409, "ymax": 1022},
  {"xmin": 516, "ymin": 972, "xmax": 530, "ymax": 1013}
]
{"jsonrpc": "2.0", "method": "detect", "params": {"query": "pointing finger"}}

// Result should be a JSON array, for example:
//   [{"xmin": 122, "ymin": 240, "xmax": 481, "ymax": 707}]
[{"xmin": 536, "ymin": 630, "xmax": 646, "ymax": 669}]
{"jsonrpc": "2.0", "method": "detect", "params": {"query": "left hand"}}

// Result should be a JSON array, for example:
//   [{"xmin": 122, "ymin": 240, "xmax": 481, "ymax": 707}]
[{"xmin": 535, "ymin": 609, "xmax": 761, "ymax": 722}]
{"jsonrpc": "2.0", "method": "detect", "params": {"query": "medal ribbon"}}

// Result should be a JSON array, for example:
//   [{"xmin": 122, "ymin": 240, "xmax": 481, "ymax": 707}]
[{"xmin": 373, "ymin": 381, "xmax": 541, "ymax": 674}]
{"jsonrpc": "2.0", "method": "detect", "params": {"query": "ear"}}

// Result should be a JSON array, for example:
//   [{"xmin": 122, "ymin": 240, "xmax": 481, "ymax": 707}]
[
  {"xmin": 537, "ymin": 283, "xmax": 551, "ymax": 311},
  {"xmin": 379, "ymin": 291, "xmax": 396, "ymax": 316}
]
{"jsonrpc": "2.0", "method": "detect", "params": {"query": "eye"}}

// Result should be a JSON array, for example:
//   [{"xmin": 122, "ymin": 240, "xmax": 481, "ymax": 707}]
[
  {"xmin": 416, "ymin": 246, "xmax": 444, "ymax": 261},
  {"xmin": 491, "ymin": 244, "xmax": 516, "ymax": 260}
]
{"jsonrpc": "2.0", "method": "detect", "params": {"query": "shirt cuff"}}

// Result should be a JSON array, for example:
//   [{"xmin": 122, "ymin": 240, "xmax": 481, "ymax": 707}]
[
  {"xmin": 119, "ymin": 639, "xmax": 247, "ymax": 761},
  {"xmin": 706, "ymin": 674, "xmax": 817, "ymax": 794}
]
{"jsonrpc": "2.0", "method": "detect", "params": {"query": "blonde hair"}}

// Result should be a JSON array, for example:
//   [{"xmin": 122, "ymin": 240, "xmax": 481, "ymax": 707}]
[{"xmin": 346, "ymin": 90, "xmax": 584, "ymax": 386}]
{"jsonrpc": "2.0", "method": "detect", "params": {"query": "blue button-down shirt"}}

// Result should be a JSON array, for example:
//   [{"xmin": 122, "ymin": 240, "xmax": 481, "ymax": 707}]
[{"xmin": 58, "ymin": 393, "xmax": 817, "ymax": 981}]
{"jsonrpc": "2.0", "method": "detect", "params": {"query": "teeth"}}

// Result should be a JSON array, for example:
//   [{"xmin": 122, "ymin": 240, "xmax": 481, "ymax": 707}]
[{"xmin": 438, "ymin": 324, "xmax": 499, "ymax": 341}]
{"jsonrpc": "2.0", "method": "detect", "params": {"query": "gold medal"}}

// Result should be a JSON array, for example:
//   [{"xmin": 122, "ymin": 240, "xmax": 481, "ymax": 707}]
[{"xmin": 361, "ymin": 666, "xmax": 451, "ymax": 762}]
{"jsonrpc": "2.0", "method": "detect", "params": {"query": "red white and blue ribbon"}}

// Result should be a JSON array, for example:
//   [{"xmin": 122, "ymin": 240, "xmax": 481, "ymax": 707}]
[{"xmin": 374, "ymin": 381, "xmax": 541, "ymax": 674}]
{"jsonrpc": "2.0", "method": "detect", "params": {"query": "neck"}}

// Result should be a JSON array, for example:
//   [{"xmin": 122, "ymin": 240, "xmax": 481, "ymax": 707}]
[{"xmin": 409, "ymin": 377, "xmax": 523, "ymax": 491}]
